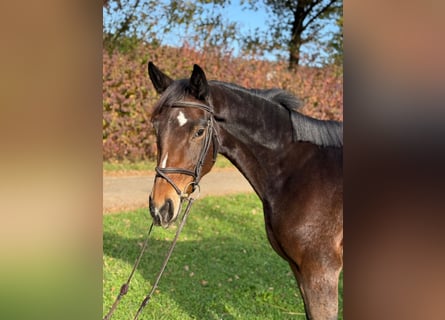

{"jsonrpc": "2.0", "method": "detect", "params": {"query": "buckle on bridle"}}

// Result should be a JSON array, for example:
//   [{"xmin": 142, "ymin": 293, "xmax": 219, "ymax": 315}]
[{"xmin": 181, "ymin": 182, "xmax": 201, "ymax": 200}]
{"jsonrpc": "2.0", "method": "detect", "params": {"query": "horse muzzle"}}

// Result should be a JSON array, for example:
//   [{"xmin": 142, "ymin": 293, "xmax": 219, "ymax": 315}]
[{"xmin": 149, "ymin": 195, "xmax": 177, "ymax": 228}]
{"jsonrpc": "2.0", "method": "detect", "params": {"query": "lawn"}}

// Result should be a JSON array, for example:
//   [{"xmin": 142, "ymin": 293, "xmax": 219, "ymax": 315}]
[{"xmin": 103, "ymin": 194, "xmax": 343, "ymax": 319}]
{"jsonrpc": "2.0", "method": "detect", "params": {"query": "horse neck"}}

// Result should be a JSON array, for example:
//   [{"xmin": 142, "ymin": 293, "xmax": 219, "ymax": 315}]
[{"xmin": 210, "ymin": 85, "xmax": 312, "ymax": 200}]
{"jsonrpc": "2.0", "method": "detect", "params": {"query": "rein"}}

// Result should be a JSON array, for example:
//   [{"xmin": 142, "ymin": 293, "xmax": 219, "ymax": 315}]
[
  {"xmin": 103, "ymin": 224, "xmax": 154, "ymax": 320},
  {"xmin": 103, "ymin": 100, "xmax": 218, "ymax": 320}
]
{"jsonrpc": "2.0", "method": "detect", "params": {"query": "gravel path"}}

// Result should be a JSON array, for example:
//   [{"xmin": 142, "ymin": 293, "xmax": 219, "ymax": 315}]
[{"xmin": 103, "ymin": 169, "xmax": 253, "ymax": 214}]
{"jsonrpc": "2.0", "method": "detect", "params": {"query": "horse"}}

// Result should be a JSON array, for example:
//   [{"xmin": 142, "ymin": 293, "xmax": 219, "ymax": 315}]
[{"xmin": 147, "ymin": 62, "xmax": 343, "ymax": 320}]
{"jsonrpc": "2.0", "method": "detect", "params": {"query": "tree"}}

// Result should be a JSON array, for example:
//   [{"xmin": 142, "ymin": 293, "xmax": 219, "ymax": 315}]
[
  {"xmin": 103, "ymin": 0, "xmax": 342, "ymax": 70},
  {"xmin": 103, "ymin": 0, "xmax": 236, "ymax": 53},
  {"xmin": 244, "ymin": 0, "xmax": 342, "ymax": 70}
]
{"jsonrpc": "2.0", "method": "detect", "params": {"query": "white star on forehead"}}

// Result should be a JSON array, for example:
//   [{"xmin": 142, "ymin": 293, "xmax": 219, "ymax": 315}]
[{"xmin": 177, "ymin": 111, "xmax": 188, "ymax": 126}]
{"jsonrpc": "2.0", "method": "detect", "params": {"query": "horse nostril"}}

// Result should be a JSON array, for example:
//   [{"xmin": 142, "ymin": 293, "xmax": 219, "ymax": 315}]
[
  {"xmin": 162, "ymin": 199, "xmax": 174, "ymax": 222},
  {"xmin": 149, "ymin": 196, "xmax": 161, "ymax": 225},
  {"xmin": 150, "ymin": 197, "xmax": 175, "ymax": 227}
]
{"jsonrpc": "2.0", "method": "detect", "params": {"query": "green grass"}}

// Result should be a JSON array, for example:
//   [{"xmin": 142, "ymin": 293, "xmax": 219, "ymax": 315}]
[
  {"xmin": 104, "ymin": 155, "xmax": 234, "ymax": 173},
  {"xmin": 103, "ymin": 159, "xmax": 157, "ymax": 172},
  {"xmin": 103, "ymin": 194, "xmax": 343, "ymax": 319}
]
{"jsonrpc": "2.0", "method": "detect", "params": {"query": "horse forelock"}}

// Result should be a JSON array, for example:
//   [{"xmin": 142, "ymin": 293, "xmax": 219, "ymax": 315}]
[{"xmin": 151, "ymin": 80, "xmax": 189, "ymax": 119}]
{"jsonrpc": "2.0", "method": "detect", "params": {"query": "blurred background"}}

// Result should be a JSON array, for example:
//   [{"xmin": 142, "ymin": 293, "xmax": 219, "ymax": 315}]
[{"xmin": 102, "ymin": 0, "xmax": 343, "ymax": 162}]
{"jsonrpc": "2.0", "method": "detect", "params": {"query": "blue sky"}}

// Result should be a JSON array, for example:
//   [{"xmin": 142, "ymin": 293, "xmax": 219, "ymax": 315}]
[
  {"xmin": 223, "ymin": 2, "xmax": 270, "ymax": 35},
  {"xmin": 155, "ymin": 1, "xmax": 272, "ymax": 55}
]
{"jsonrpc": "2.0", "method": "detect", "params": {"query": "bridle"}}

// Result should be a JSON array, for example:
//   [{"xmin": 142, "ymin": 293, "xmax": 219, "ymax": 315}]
[
  {"xmin": 154, "ymin": 100, "xmax": 219, "ymax": 198},
  {"xmin": 103, "ymin": 100, "xmax": 220, "ymax": 320}
]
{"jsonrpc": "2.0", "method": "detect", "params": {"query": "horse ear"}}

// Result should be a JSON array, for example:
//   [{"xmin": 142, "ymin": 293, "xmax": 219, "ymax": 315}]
[
  {"xmin": 189, "ymin": 64, "xmax": 209, "ymax": 100},
  {"xmin": 148, "ymin": 62, "xmax": 173, "ymax": 94}
]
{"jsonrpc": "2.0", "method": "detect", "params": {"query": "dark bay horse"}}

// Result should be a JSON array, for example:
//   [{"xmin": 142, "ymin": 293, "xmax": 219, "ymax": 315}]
[{"xmin": 147, "ymin": 62, "xmax": 343, "ymax": 320}]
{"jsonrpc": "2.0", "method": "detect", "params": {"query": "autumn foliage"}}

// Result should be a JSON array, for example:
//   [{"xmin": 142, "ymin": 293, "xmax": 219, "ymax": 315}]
[{"xmin": 103, "ymin": 44, "xmax": 343, "ymax": 161}]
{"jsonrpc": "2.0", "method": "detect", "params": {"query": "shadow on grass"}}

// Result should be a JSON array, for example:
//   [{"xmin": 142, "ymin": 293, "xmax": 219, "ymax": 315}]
[{"xmin": 103, "ymin": 230, "xmax": 304, "ymax": 319}]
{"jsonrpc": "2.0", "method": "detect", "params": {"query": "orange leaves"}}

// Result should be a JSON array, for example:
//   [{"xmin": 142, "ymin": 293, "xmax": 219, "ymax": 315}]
[{"xmin": 103, "ymin": 44, "xmax": 343, "ymax": 161}]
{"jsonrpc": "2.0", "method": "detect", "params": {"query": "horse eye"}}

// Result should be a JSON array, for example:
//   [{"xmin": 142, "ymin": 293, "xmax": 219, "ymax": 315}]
[{"xmin": 195, "ymin": 128, "xmax": 205, "ymax": 138}]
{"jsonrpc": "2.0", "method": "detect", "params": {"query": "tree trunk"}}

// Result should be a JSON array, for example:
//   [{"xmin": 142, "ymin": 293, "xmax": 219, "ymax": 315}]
[
  {"xmin": 288, "ymin": 36, "xmax": 302, "ymax": 71},
  {"xmin": 289, "ymin": 4, "xmax": 305, "ymax": 72}
]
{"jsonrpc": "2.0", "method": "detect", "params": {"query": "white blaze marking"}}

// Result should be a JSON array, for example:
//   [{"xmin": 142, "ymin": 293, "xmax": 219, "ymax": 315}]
[
  {"xmin": 160, "ymin": 153, "xmax": 168, "ymax": 168},
  {"xmin": 177, "ymin": 111, "xmax": 188, "ymax": 127}
]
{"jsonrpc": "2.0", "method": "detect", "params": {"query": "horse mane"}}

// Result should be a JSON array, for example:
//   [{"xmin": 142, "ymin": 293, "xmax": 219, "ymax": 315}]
[{"xmin": 211, "ymin": 81, "xmax": 343, "ymax": 148}]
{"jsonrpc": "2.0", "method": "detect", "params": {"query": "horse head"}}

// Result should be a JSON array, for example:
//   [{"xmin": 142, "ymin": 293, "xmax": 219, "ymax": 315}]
[{"xmin": 148, "ymin": 62, "xmax": 218, "ymax": 228}]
